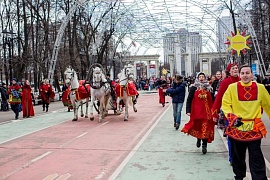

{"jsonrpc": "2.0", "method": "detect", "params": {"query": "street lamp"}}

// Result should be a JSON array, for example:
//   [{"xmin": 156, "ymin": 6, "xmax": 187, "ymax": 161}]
[{"xmin": 2, "ymin": 29, "xmax": 15, "ymax": 84}]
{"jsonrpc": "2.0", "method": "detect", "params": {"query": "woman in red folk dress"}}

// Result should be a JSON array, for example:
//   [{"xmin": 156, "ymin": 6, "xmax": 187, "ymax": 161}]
[
  {"xmin": 21, "ymin": 80, "xmax": 35, "ymax": 118},
  {"xmin": 156, "ymin": 75, "xmax": 167, "ymax": 107},
  {"xmin": 39, "ymin": 79, "xmax": 55, "ymax": 112},
  {"xmin": 181, "ymin": 72, "xmax": 215, "ymax": 154}
]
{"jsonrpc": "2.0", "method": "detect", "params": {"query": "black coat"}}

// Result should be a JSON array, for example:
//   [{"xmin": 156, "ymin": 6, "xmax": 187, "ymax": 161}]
[
  {"xmin": 0, "ymin": 86, "xmax": 9, "ymax": 100},
  {"xmin": 166, "ymin": 82, "xmax": 186, "ymax": 103}
]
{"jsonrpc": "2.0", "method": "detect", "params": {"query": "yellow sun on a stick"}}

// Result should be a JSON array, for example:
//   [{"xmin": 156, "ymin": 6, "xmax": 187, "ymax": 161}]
[{"xmin": 225, "ymin": 29, "xmax": 252, "ymax": 56}]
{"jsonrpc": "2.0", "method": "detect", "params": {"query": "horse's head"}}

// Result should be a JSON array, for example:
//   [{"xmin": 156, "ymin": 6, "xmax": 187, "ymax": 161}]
[
  {"xmin": 118, "ymin": 64, "xmax": 135, "ymax": 86},
  {"xmin": 124, "ymin": 64, "xmax": 134, "ymax": 79},
  {"xmin": 64, "ymin": 66, "xmax": 75, "ymax": 85},
  {"xmin": 92, "ymin": 67, "xmax": 102, "ymax": 83}
]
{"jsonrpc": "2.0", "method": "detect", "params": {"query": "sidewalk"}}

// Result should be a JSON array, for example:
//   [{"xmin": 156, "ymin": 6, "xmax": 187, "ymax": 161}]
[{"xmin": 109, "ymin": 103, "xmax": 246, "ymax": 180}]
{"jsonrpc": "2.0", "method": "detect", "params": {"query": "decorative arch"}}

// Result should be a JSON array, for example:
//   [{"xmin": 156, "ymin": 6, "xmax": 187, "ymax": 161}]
[{"xmin": 48, "ymin": 0, "xmax": 264, "ymax": 84}]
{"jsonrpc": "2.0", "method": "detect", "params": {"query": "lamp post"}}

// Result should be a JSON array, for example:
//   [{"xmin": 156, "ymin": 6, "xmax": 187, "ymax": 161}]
[
  {"xmin": 2, "ymin": 29, "xmax": 15, "ymax": 84},
  {"xmin": 2, "ymin": 37, "xmax": 12, "ymax": 84}
]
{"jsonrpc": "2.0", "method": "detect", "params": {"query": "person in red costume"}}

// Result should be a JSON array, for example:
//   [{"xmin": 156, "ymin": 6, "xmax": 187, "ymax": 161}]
[
  {"xmin": 61, "ymin": 83, "xmax": 73, "ymax": 112},
  {"xmin": 156, "ymin": 75, "xmax": 167, "ymax": 107},
  {"xmin": 181, "ymin": 72, "xmax": 214, "ymax": 154},
  {"xmin": 212, "ymin": 63, "xmax": 240, "ymax": 164},
  {"xmin": 21, "ymin": 80, "xmax": 35, "ymax": 118},
  {"xmin": 212, "ymin": 63, "xmax": 240, "ymax": 118},
  {"xmin": 222, "ymin": 65, "xmax": 270, "ymax": 180},
  {"xmin": 39, "ymin": 79, "xmax": 55, "ymax": 112},
  {"xmin": 8, "ymin": 78, "xmax": 22, "ymax": 119}
]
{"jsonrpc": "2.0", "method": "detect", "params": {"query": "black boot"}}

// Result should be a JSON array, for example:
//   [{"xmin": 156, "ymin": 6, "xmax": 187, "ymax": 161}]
[
  {"xmin": 202, "ymin": 145, "xmax": 207, "ymax": 154},
  {"xmin": 43, "ymin": 106, "xmax": 45, "ymax": 111},
  {"xmin": 202, "ymin": 139, "xmax": 207, "ymax": 154},
  {"xmin": 175, "ymin": 123, "xmax": 180, "ymax": 130},
  {"xmin": 46, "ymin": 106, "xmax": 49, "ymax": 112},
  {"xmin": 196, "ymin": 138, "xmax": 201, "ymax": 148}
]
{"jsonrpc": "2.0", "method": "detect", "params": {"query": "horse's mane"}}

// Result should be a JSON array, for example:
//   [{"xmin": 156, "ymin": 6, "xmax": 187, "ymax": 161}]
[
  {"xmin": 118, "ymin": 64, "xmax": 135, "ymax": 80},
  {"xmin": 64, "ymin": 66, "xmax": 76, "ymax": 74}
]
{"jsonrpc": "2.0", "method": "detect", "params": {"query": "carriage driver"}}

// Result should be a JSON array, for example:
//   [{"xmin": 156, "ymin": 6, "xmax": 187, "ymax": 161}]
[{"xmin": 106, "ymin": 73, "xmax": 117, "ymax": 103}]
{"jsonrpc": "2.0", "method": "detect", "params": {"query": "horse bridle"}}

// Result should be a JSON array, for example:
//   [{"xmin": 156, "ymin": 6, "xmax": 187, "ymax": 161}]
[
  {"xmin": 119, "ymin": 67, "xmax": 134, "ymax": 85},
  {"xmin": 90, "ymin": 71, "xmax": 105, "ymax": 89},
  {"xmin": 65, "ymin": 69, "xmax": 75, "ymax": 90}
]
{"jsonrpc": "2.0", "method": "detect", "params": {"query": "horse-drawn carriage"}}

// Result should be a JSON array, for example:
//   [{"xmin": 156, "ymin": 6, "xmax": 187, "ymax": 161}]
[{"xmin": 63, "ymin": 63, "xmax": 138, "ymax": 122}]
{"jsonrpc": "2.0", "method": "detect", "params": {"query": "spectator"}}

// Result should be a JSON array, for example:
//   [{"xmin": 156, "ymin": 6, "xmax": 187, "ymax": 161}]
[
  {"xmin": 262, "ymin": 73, "xmax": 270, "ymax": 94},
  {"xmin": 0, "ymin": 82, "xmax": 9, "ymax": 111},
  {"xmin": 164, "ymin": 74, "xmax": 186, "ymax": 130},
  {"xmin": 149, "ymin": 77, "xmax": 155, "ymax": 90},
  {"xmin": 211, "ymin": 71, "xmax": 222, "ymax": 102}
]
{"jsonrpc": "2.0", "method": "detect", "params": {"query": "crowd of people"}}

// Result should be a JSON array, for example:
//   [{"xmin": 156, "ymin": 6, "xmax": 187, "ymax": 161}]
[
  {"xmin": 0, "ymin": 78, "xmax": 55, "ymax": 119},
  {"xmin": 155, "ymin": 63, "xmax": 270, "ymax": 180}
]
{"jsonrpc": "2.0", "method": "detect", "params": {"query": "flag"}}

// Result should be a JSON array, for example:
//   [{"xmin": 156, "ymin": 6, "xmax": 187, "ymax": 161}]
[{"xmin": 131, "ymin": 41, "xmax": 136, "ymax": 47}]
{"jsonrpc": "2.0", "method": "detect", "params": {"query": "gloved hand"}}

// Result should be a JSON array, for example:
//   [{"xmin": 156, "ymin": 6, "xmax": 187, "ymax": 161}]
[{"xmin": 234, "ymin": 117, "xmax": 243, "ymax": 127}]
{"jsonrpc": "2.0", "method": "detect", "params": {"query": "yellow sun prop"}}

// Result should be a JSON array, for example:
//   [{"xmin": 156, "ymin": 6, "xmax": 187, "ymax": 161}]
[{"xmin": 225, "ymin": 29, "xmax": 252, "ymax": 56}]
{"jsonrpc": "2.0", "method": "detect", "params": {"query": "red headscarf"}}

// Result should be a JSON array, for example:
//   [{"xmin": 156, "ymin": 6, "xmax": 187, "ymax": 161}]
[{"xmin": 226, "ymin": 63, "xmax": 238, "ymax": 72}]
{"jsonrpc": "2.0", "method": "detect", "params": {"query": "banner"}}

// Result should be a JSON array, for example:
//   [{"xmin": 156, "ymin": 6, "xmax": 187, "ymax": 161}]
[{"xmin": 149, "ymin": 64, "xmax": 156, "ymax": 77}]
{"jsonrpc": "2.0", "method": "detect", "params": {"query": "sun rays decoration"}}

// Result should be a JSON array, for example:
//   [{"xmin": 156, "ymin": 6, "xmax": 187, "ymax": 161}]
[{"xmin": 225, "ymin": 29, "xmax": 252, "ymax": 56}]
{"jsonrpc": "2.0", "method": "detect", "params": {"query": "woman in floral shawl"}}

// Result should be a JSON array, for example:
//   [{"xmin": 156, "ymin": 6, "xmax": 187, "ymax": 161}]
[{"xmin": 181, "ymin": 72, "xmax": 215, "ymax": 154}]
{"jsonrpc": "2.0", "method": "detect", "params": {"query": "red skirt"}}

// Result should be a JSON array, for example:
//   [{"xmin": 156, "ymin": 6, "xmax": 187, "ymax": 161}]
[
  {"xmin": 158, "ymin": 88, "xmax": 165, "ymax": 104},
  {"xmin": 181, "ymin": 118, "xmax": 215, "ymax": 143}
]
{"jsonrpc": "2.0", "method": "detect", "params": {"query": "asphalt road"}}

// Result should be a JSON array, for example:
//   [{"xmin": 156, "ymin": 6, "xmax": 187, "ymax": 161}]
[
  {"xmin": 1, "ymin": 93, "xmax": 270, "ymax": 179},
  {"xmin": 0, "ymin": 101, "xmax": 66, "ymax": 124}
]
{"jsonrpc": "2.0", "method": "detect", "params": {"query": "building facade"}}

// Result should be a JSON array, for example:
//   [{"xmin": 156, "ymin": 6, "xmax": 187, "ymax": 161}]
[{"xmin": 163, "ymin": 28, "xmax": 202, "ymax": 77}]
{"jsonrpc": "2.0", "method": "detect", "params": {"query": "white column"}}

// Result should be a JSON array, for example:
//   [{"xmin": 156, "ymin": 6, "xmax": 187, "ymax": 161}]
[
  {"xmin": 202, "ymin": 58, "xmax": 209, "ymax": 75},
  {"xmin": 199, "ymin": 58, "xmax": 202, "ymax": 72},
  {"xmin": 133, "ymin": 61, "xmax": 137, "ymax": 79},
  {"xmin": 155, "ymin": 60, "xmax": 159, "ymax": 78},
  {"xmin": 145, "ymin": 60, "xmax": 149, "ymax": 78},
  {"xmin": 175, "ymin": 42, "xmax": 181, "ymax": 74},
  {"xmin": 169, "ymin": 54, "xmax": 174, "ymax": 77},
  {"xmin": 186, "ymin": 46, "xmax": 192, "ymax": 76},
  {"xmin": 209, "ymin": 58, "xmax": 212, "ymax": 75}
]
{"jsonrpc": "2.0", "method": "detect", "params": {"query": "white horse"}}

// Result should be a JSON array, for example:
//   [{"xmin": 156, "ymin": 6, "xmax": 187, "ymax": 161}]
[
  {"xmin": 89, "ymin": 66, "xmax": 111, "ymax": 123},
  {"xmin": 116, "ymin": 64, "xmax": 138, "ymax": 121},
  {"xmin": 64, "ymin": 66, "xmax": 90, "ymax": 121}
]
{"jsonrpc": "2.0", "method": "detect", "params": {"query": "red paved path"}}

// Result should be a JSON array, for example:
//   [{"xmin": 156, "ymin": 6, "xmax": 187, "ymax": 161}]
[{"xmin": 0, "ymin": 94, "xmax": 168, "ymax": 180}]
